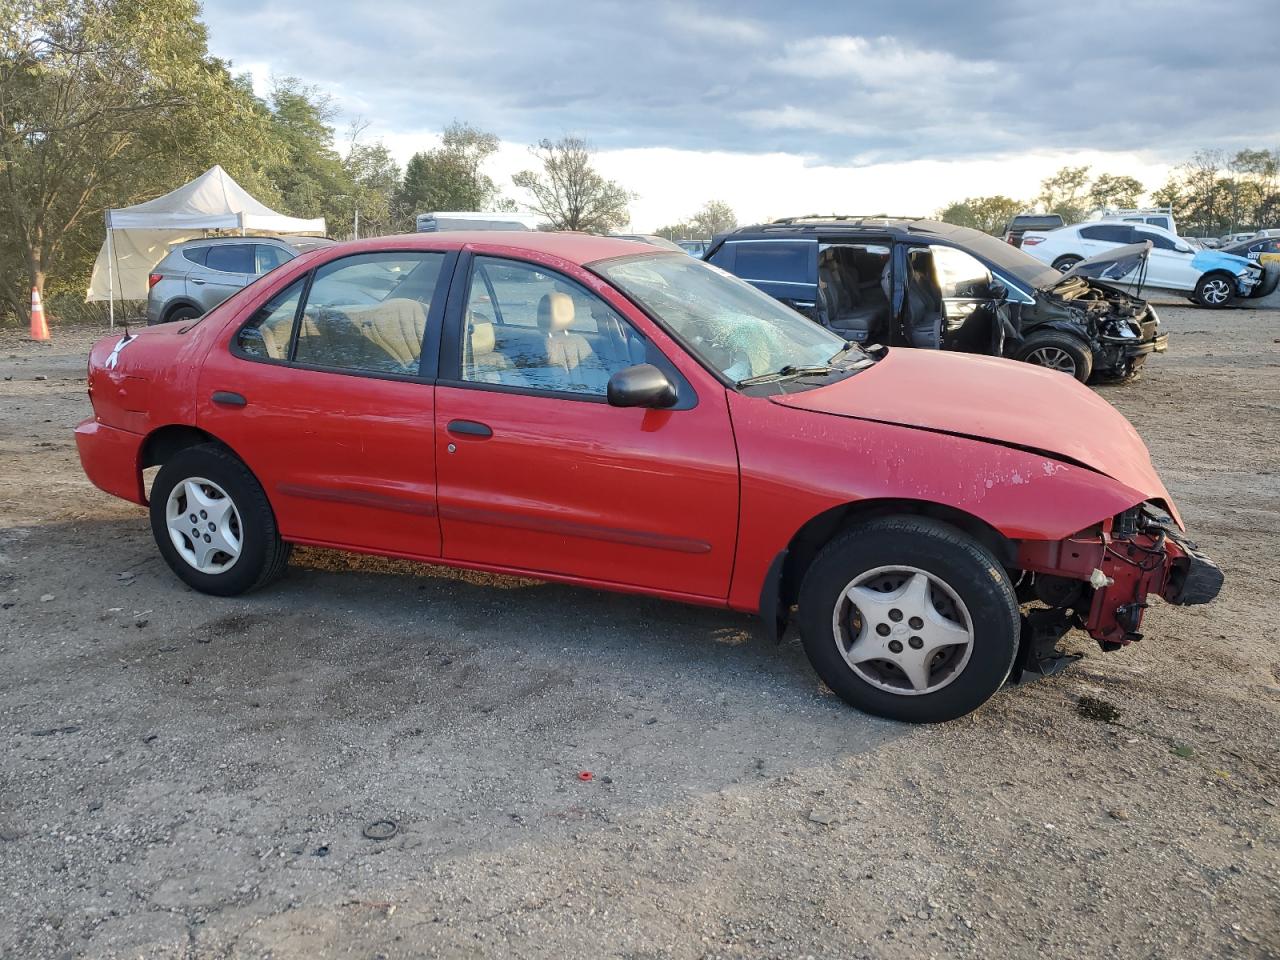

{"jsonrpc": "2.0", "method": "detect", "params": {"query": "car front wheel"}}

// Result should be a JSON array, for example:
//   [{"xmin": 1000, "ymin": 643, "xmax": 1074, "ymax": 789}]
[
  {"xmin": 1194, "ymin": 273, "xmax": 1235, "ymax": 308},
  {"xmin": 797, "ymin": 517, "xmax": 1020, "ymax": 723},
  {"xmin": 149, "ymin": 443, "xmax": 290, "ymax": 596},
  {"xmin": 1014, "ymin": 331, "xmax": 1093, "ymax": 382}
]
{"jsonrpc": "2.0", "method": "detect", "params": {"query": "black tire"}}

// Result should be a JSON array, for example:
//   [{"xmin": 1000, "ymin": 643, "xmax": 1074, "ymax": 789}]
[
  {"xmin": 163, "ymin": 304, "xmax": 202, "ymax": 324},
  {"xmin": 797, "ymin": 517, "xmax": 1020, "ymax": 723},
  {"xmin": 1052, "ymin": 255, "xmax": 1082, "ymax": 273},
  {"xmin": 1193, "ymin": 272, "xmax": 1235, "ymax": 308},
  {"xmin": 149, "ymin": 443, "xmax": 290, "ymax": 596},
  {"xmin": 1014, "ymin": 331, "xmax": 1093, "ymax": 382}
]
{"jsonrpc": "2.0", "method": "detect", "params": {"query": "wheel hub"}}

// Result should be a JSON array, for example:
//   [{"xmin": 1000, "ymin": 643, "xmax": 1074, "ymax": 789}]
[
  {"xmin": 831, "ymin": 565, "xmax": 975, "ymax": 696},
  {"xmin": 165, "ymin": 477, "xmax": 242, "ymax": 574}
]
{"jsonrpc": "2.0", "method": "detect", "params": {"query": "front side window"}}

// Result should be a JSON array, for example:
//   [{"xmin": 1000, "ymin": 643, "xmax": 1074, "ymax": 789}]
[
  {"xmin": 458, "ymin": 257, "xmax": 649, "ymax": 396},
  {"xmin": 931, "ymin": 246, "xmax": 991, "ymax": 298},
  {"xmin": 236, "ymin": 279, "xmax": 305, "ymax": 360},
  {"xmin": 206, "ymin": 243, "xmax": 254, "ymax": 274},
  {"xmin": 293, "ymin": 252, "xmax": 446, "ymax": 375},
  {"xmin": 595, "ymin": 254, "xmax": 853, "ymax": 384}
]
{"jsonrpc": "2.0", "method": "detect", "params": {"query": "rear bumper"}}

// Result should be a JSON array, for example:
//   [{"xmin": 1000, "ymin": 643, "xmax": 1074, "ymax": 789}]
[{"xmin": 75, "ymin": 418, "xmax": 146, "ymax": 505}]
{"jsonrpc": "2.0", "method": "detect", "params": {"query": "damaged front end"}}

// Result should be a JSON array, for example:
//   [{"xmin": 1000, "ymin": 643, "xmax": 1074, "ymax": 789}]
[
  {"xmin": 1010, "ymin": 506, "xmax": 1223, "ymax": 680},
  {"xmin": 1026, "ymin": 244, "xmax": 1168, "ymax": 380}
]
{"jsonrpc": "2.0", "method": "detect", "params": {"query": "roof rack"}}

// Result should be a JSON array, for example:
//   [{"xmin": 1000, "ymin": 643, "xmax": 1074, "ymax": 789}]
[{"xmin": 766, "ymin": 214, "xmax": 919, "ymax": 225}]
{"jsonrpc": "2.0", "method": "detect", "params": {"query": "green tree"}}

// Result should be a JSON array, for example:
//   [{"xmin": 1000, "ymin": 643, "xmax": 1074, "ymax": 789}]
[
  {"xmin": 334, "ymin": 120, "xmax": 401, "ymax": 238},
  {"xmin": 393, "ymin": 122, "xmax": 506, "ymax": 228},
  {"xmin": 1088, "ymin": 173, "xmax": 1145, "ymax": 211},
  {"xmin": 0, "ymin": 0, "xmax": 278, "ymax": 321},
  {"xmin": 1037, "ymin": 165, "xmax": 1092, "ymax": 223},
  {"xmin": 512, "ymin": 136, "xmax": 632, "ymax": 232},
  {"xmin": 264, "ymin": 77, "xmax": 348, "ymax": 228},
  {"xmin": 936, "ymin": 195, "xmax": 1024, "ymax": 235},
  {"xmin": 691, "ymin": 200, "xmax": 737, "ymax": 237}
]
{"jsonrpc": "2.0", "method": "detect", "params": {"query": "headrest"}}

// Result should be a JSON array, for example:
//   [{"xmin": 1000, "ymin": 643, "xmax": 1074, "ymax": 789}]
[
  {"xmin": 470, "ymin": 319, "xmax": 496, "ymax": 355},
  {"xmin": 537, "ymin": 292, "xmax": 575, "ymax": 333}
]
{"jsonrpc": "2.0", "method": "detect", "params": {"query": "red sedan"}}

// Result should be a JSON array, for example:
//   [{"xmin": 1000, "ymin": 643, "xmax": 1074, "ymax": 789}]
[{"xmin": 76, "ymin": 232, "xmax": 1221, "ymax": 722}]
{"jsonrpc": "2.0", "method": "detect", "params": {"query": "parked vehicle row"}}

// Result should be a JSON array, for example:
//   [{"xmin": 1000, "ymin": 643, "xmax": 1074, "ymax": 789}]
[
  {"xmin": 705, "ymin": 217, "xmax": 1165, "ymax": 382},
  {"xmin": 1021, "ymin": 221, "xmax": 1279, "ymax": 307},
  {"xmin": 78, "ymin": 232, "xmax": 1221, "ymax": 724}
]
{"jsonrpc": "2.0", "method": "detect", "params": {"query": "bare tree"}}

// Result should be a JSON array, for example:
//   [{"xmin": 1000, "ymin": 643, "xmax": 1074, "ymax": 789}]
[
  {"xmin": 512, "ymin": 136, "xmax": 632, "ymax": 232},
  {"xmin": 690, "ymin": 200, "xmax": 737, "ymax": 237}
]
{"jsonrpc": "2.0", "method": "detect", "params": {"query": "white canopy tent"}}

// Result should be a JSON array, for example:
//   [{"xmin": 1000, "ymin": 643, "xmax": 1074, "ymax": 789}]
[{"xmin": 87, "ymin": 165, "xmax": 325, "ymax": 325}]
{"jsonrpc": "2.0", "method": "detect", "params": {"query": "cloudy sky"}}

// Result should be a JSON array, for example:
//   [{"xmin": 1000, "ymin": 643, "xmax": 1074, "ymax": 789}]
[{"xmin": 201, "ymin": 0, "xmax": 1273, "ymax": 230}]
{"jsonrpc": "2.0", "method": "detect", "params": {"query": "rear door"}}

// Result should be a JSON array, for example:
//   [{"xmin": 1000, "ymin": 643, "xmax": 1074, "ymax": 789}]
[
  {"xmin": 193, "ymin": 243, "xmax": 256, "ymax": 311},
  {"xmin": 709, "ymin": 239, "xmax": 819, "ymax": 319},
  {"xmin": 197, "ymin": 248, "xmax": 456, "ymax": 557},
  {"xmin": 1077, "ymin": 224, "xmax": 1134, "ymax": 259}
]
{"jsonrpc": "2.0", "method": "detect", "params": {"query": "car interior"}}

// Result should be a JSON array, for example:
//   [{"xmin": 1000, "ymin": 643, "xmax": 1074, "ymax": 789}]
[
  {"xmin": 460, "ymin": 263, "xmax": 646, "ymax": 394},
  {"xmin": 816, "ymin": 244, "xmax": 893, "ymax": 343}
]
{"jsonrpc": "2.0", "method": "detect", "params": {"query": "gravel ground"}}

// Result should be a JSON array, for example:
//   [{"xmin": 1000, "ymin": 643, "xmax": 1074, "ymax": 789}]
[{"xmin": 0, "ymin": 295, "xmax": 1277, "ymax": 959}]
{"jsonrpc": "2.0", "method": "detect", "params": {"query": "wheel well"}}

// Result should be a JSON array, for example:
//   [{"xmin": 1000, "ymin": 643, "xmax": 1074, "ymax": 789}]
[
  {"xmin": 1198, "ymin": 269, "xmax": 1236, "ymax": 284},
  {"xmin": 1052, "ymin": 254, "xmax": 1081, "ymax": 267},
  {"xmin": 773, "ymin": 499, "xmax": 1017, "ymax": 618},
  {"xmin": 140, "ymin": 425, "xmax": 218, "ymax": 471},
  {"xmin": 163, "ymin": 299, "xmax": 202, "ymax": 322}
]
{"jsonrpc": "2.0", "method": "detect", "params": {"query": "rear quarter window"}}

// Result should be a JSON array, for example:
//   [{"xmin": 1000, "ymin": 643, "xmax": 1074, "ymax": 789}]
[
  {"xmin": 182, "ymin": 246, "xmax": 209, "ymax": 266},
  {"xmin": 731, "ymin": 243, "xmax": 812, "ymax": 283}
]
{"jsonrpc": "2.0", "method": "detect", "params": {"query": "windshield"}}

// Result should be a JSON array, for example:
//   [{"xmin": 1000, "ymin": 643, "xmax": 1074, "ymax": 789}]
[{"xmin": 594, "ymin": 253, "xmax": 855, "ymax": 383}]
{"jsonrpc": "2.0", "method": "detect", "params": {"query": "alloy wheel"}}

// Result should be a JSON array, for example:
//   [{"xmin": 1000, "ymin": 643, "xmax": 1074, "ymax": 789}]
[
  {"xmin": 1025, "ymin": 345, "xmax": 1077, "ymax": 375},
  {"xmin": 830, "ymin": 565, "xmax": 975, "ymax": 695},
  {"xmin": 165, "ymin": 477, "xmax": 243, "ymax": 574},
  {"xmin": 1200, "ymin": 278, "xmax": 1231, "ymax": 305}
]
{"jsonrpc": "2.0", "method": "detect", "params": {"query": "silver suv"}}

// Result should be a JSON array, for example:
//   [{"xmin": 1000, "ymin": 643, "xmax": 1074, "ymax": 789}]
[{"xmin": 146, "ymin": 236, "xmax": 332, "ymax": 325}]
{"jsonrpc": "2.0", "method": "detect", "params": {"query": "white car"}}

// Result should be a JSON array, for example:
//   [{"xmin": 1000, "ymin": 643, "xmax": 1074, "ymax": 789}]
[{"xmin": 1021, "ymin": 222, "xmax": 1275, "ymax": 307}]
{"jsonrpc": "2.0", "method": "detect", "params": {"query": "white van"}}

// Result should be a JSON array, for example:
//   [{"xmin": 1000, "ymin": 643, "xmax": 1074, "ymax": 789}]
[
  {"xmin": 415, "ymin": 211, "xmax": 547, "ymax": 232},
  {"xmin": 1097, "ymin": 208, "xmax": 1177, "ymax": 236}
]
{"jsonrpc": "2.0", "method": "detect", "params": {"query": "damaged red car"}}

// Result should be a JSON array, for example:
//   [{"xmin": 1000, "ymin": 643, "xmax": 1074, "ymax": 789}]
[{"xmin": 75, "ymin": 233, "xmax": 1222, "ymax": 723}]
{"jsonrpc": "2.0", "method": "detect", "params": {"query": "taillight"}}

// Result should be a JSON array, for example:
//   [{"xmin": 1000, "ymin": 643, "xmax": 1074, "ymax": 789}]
[
  {"xmin": 1022, "ymin": 237, "xmax": 1043, "ymax": 247},
  {"xmin": 148, "ymin": 273, "xmax": 162, "ymax": 289}
]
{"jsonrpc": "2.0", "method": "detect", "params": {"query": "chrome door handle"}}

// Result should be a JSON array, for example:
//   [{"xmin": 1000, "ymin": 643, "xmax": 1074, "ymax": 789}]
[{"xmin": 191, "ymin": 278, "xmax": 206, "ymax": 285}]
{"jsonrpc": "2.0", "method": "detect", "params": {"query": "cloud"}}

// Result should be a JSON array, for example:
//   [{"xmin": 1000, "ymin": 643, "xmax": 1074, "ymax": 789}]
[{"xmin": 197, "ymin": 0, "xmax": 1270, "ymax": 225}]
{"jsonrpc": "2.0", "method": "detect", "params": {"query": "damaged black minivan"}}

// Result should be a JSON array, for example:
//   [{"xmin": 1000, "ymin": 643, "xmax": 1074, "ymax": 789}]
[{"xmin": 704, "ymin": 217, "xmax": 1167, "ymax": 382}]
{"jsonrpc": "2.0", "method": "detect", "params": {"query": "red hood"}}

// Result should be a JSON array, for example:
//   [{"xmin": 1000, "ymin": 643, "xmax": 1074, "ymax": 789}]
[{"xmin": 772, "ymin": 349, "xmax": 1181, "ymax": 528}]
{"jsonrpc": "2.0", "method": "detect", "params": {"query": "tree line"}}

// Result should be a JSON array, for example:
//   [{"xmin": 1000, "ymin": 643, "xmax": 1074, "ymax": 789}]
[
  {"xmin": 0, "ymin": 0, "xmax": 639, "ymax": 324},
  {"xmin": 938, "ymin": 149, "xmax": 1280, "ymax": 238}
]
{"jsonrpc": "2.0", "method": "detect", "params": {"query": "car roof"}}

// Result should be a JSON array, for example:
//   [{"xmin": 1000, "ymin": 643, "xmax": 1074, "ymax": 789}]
[
  {"xmin": 178, "ymin": 235, "xmax": 329, "ymax": 248},
  {"xmin": 301, "ymin": 231, "xmax": 655, "ymax": 265},
  {"xmin": 722, "ymin": 217, "xmax": 985, "ymax": 242}
]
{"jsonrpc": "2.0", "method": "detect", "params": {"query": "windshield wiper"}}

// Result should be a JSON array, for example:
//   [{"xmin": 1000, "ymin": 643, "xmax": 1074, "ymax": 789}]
[{"xmin": 736, "ymin": 364, "xmax": 837, "ymax": 387}]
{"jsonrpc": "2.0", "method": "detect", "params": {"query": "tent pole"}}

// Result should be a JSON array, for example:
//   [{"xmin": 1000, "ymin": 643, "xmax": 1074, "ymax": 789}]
[{"xmin": 105, "ymin": 211, "xmax": 115, "ymax": 330}]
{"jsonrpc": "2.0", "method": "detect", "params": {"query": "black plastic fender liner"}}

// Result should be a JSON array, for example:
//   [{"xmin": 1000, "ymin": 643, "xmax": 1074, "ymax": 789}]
[
  {"xmin": 1249, "ymin": 262, "xmax": 1280, "ymax": 299},
  {"xmin": 1162, "ymin": 529, "xmax": 1225, "ymax": 606},
  {"xmin": 758, "ymin": 549, "xmax": 789, "ymax": 643}
]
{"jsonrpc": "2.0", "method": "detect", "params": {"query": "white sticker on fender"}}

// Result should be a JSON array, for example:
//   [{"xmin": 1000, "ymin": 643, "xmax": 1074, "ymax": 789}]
[{"xmin": 104, "ymin": 334, "xmax": 136, "ymax": 370}]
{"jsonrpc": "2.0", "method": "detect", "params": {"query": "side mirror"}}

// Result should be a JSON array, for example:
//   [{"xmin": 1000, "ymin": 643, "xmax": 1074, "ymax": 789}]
[{"xmin": 607, "ymin": 363, "xmax": 678, "ymax": 409}]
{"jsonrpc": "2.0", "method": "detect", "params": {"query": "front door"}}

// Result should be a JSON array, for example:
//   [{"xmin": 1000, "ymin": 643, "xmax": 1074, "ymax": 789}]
[
  {"xmin": 197, "ymin": 249, "xmax": 455, "ymax": 557},
  {"xmin": 432, "ymin": 253, "xmax": 740, "ymax": 600}
]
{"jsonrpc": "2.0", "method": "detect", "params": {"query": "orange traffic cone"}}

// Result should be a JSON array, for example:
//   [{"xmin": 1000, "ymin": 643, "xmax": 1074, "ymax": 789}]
[{"xmin": 29, "ymin": 287, "xmax": 49, "ymax": 342}]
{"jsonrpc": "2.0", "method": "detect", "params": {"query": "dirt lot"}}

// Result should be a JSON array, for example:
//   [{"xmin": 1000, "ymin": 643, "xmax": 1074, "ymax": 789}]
[{"xmin": 1, "ymin": 296, "xmax": 1278, "ymax": 960}]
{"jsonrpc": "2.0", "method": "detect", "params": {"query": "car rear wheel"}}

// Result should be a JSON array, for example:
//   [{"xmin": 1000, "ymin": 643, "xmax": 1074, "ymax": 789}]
[
  {"xmin": 164, "ymin": 305, "xmax": 202, "ymax": 324},
  {"xmin": 1014, "ymin": 331, "xmax": 1093, "ymax": 382},
  {"xmin": 1052, "ymin": 255, "xmax": 1082, "ymax": 273},
  {"xmin": 797, "ymin": 517, "xmax": 1020, "ymax": 723},
  {"xmin": 149, "ymin": 443, "xmax": 290, "ymax": 596},
  {"xmin": 1194, "ymin": 273, "xmax": 1235, "ymax": 308}
]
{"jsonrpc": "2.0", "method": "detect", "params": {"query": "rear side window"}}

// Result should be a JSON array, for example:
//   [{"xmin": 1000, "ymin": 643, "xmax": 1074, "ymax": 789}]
[
  {"xmin": 206, "ymin": 244, "xmax": 254, "ymax": 274},
  {"xmin": 292, "ymin": 252, "xmax": 447, "ymax": 376},
  {"xmin": 731, "ymin": 242, "xmax": 812, "ymax": 283},
  {"xmin": 182, "ymin": 246, "xmax": 209, "ymax": 266},
  {"xmin": 1080, "ymin": 225, "xmax": 1133, "ymax": 243},
  {"xmin": 255, "ymin": 244, "xmax": 291, "ymax": 274}
]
